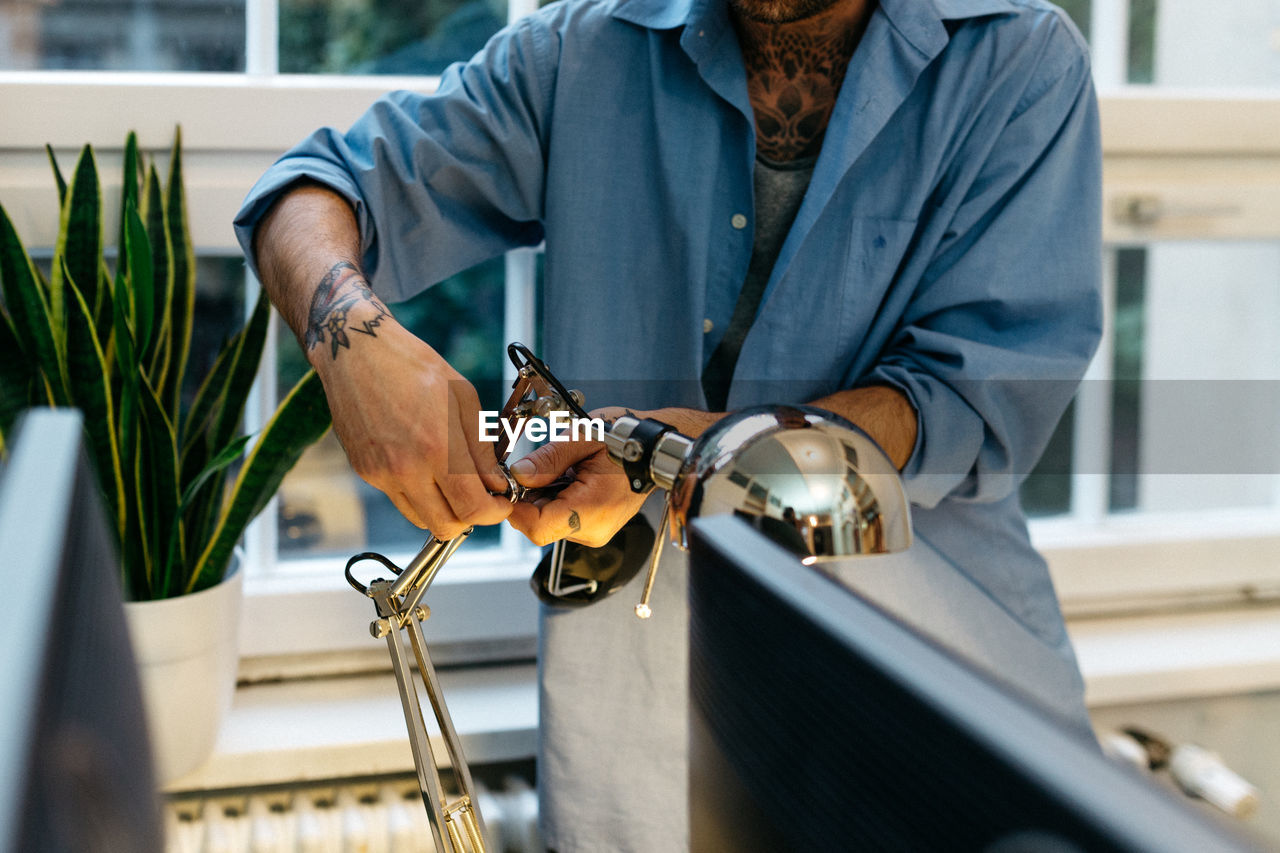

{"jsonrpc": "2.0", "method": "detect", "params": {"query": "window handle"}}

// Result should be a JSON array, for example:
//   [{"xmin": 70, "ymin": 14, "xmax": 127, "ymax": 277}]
[{"xmin": 1112, "ymin": 194, "xmax": 1242, "ymax": 226}]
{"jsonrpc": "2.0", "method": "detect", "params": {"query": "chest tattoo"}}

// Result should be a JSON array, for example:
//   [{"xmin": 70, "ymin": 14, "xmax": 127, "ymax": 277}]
[{"xmin": 738, "ymin": 19, "xmax": 859, "ymax": 161}]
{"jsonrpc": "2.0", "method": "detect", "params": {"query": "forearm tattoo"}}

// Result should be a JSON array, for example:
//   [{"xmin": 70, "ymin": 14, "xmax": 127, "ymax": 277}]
[{"xmin": 304, "ymin": 261, "xmax": 391, "ymax": 359}]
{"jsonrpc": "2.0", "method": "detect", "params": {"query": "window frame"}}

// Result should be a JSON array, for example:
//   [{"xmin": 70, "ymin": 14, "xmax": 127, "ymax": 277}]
[{"xmin": 4, "ymin": 74, "xmax": 1280, "ymax": 669}]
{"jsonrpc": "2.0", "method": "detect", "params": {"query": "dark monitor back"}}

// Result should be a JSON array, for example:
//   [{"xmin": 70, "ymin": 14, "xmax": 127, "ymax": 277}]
[
  {"xmin": 0, "ymin": 410, "xmax": 161, "ymax": 853},
  {"xmin": 687, "ymin": 514, "xmax": 1265, "ymax": 853}
]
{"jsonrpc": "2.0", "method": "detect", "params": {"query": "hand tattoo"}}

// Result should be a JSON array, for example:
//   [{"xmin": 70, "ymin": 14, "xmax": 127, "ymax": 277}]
[
  {"xmin": 304, "ymin": 261, "xmax": 392, "ymax": 359},
  {"xmin": 602, "ymin": 409, "xmax": 640, "ymax": 428},
  {"xmin": 567, "ymin": 510, "xmax": 581, "ymax": 532}
]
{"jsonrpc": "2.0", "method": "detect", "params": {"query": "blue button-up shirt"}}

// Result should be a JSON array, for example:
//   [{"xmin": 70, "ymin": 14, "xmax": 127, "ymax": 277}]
[
  {"xmin": 237, "ymin": 0, "xmax": 1100, "ymax": 844},
  {"xmin": 236, "ymin": 0, "xmax": 1099, "ymax": 499},
  {"xmin": 236, "ymin": 0, "xmax": 1099, "ymax": 637}
]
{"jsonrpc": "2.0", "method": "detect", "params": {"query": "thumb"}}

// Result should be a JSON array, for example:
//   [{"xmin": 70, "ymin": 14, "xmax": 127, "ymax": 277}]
[{"xmin": 509, "ymin": 439, "xmax": 600, "ymax": 487}]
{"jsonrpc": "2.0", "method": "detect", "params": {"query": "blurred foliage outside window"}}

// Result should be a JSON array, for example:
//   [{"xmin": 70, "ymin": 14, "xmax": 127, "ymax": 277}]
[
  {"xmin": 278, "ymin": 0, "xmax": 507, "ymax": 75},
  {"xmin": 0, "ymin": 0, "xmax": 246, "ymax": 71}
]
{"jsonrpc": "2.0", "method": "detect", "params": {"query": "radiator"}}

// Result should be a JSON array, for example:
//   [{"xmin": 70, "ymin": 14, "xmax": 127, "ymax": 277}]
[{"xmin": 166, "ymin": 776, "xmax": 541, "ymax": 853}]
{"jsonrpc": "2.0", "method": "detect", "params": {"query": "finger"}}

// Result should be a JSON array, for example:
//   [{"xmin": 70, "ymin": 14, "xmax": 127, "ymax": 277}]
[
  {"xmin": 507, "ymin": 499, "xmax": 594, "ymax": 547},
  {"xmin": 509, "ymin": 439, "xmax": 602, "ymax": 488},
  {"xmin": 505, "ymin": 501, "xmax": 541, "ymax": 538},
  {"xmin": 386, "ymin": 490, "xmax": 427, "ymax": 529},
  {"xmin": 437, "ymin": 414, "xmax": 514, "ymax": 527},
  {"xmin": 451, "ymin": 379, "xmax": 512, "ymax": 495},
  {"xmin": 386, "ymin": 480, "xmax": 472, "ymax": 540}
]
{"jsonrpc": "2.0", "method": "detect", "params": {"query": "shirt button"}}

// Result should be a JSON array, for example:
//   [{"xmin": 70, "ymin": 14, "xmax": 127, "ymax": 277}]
[
  {"xmin": 731, "ymin": 213, "xmax": 748, "ymax": 230},
  {"xmin": 703, "ymin": 318, "xmax": 714, "ymax": 333}
]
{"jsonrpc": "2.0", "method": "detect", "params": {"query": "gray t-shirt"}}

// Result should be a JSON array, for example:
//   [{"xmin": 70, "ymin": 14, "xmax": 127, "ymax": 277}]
[{"xmin": 701, "ymin": 154, "xmax": 817, "ymax": 410}]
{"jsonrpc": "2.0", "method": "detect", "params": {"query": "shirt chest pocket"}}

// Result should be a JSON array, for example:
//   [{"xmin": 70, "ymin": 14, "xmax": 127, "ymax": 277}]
[
  {"xmin": 734, "ymin": 215, "xmax": 919, "ymax": 398},
  {"xmin": 835, "ymin": 213, "xmax": 919, "ymax": 330}
]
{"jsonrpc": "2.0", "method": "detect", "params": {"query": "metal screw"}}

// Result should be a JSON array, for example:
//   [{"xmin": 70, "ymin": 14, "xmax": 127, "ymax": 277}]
[
  {"xmin": 370, "ymin": 619, "xmax": 391, "ymax": 638},
  {"xmin": 414, "ymin": 606, "xmax": 431, "ymax": 622},
  {"xmin": 632, "ymin": 478, "xmax": 644, "ymax": 490},
  {"xmin": 621, "ymin": 439, "xmax": 643, "ymax": 462}
]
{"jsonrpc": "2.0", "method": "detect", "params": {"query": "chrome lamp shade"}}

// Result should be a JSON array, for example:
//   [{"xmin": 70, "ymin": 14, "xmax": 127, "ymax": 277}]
[{"xmin": 667, "ymin": 406, "xmax": 912, "ymax": 563}]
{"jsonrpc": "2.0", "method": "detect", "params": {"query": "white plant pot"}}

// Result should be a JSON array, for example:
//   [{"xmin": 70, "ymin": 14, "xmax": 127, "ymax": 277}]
[{"xmin": 124, "ymin": 566, "xmax": 243, "ymax": 786}]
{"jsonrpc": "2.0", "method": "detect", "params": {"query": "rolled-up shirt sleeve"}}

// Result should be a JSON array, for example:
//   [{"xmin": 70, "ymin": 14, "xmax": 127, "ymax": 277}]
[
  {"xmin": 233, "ymin": 12, "xmax": 556, "ymax": 302},
  {"xmin": 864, "ymin": 45, "xmax": 1103, "ymax": 510}
]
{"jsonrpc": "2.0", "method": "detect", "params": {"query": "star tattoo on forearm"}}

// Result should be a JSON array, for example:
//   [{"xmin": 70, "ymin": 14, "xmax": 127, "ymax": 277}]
[{"xmin": 304, "ymin": 261, "xmax": 392, "ymax": 359}]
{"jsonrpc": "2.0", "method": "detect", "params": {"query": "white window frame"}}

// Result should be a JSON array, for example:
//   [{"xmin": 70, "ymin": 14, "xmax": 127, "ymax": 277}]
[
  {"xmin": 0, "ymin": 72, "xmax": 546, "ymax": 669},
  {"xmin": 1033, "ymin": 90, "xmax": 1280, "ymax": 619},
  {"xmin": 3, "ymin": 0, "xmax": 1280, "ymax": 680}
]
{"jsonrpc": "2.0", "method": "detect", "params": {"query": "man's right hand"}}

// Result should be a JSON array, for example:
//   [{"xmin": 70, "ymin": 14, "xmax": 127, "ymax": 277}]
[
  {"xmin": 254, "ymin": 183, "xmax": 512, "ymax": 540},
  {"xmin": 312, "ymin": 309, "xmax": 513, "ymax": 540}
]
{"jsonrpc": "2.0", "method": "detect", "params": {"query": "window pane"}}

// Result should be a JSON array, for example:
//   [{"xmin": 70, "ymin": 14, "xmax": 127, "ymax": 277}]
[
  {"xmin": 1115, "ymin": 241, "xmax": 1280, "ymax": 513},
  {"xmin": 1131, "ymin": 0, "xmax": 1280, "ymax": 87},
  {"xmin": 1127, "ymin": 0, "xmax": 1156, "ymax": 84},
  {"xmin": 1108, "ymin": 247, "xmax": 1145, "ymax": 511},
  {"xmin": 277, "ymin": 257, "xmax": 507, "ymax": 559},
  {"xmin": 0, "ymin": 0, "xmax": 245, "ymax": 71},
  {"xmin": 279, "ymin": 0, "xmax": 507, "ymax": 75},
  {"xmin": 187, "ymin": 256, "xmax": 250, "ymax": 404},
  {"xmin": 1056, "ymin": 0, "xmax": 1091, "ymax": 42}
]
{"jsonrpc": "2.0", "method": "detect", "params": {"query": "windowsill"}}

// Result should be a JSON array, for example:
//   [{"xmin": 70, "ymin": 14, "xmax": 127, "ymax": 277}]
[
  {"xmin": 166, "ymin": 604, "xmax": 1280, "ymax": 795},
  {"xmin": 164, "ymin": 662, "xmax": 538, "ymax": 795},
  {"xmin": 1070, "ymin": 604, "xmax": 1280, "ymax": 707}
]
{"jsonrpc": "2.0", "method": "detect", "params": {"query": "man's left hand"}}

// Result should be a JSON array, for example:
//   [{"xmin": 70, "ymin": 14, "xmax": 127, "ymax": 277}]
[{"xmin": 505, "ymin": 406, "xmax": 650, "ymax": 547}]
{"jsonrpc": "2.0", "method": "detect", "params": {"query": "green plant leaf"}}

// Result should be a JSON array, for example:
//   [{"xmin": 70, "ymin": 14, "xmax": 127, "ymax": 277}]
[
  {"xmin": 179, "ymin": 290, "xmax": 269, "ymax": 486},
  {"xmin": 169, "ymin": 433, "xmax": 251, "ymax": 589},
  {"xmin": 129, "ymin": 425, "xmax": 153, "ymax": 598},
  {"xmin": 124, "ymin": 203, "xmax": 155, "ymax": 357},
  {"xmin": 118, "ymin": 132, "xmax": 140, "ymax": 262},
  {"xmin": 181, "ymin": 333, "xmax": 237, "ymax": 462},
  {"xmin": 181, "ymin": 433, "xmax": 252, "ymax": 512},
  {"xmin": 44, "ymin": 144, "xmax": 66, "ymax": 207},
  {"xmin": 52, "ymin": 145, "xmax": 102, "ymax": 331},
  {"xmin": 181, "ymin": 467, "xmax": 227, "ymax": 573},
  {"xmin": 211, "ymin": 289, "xmax": 270, "ymax": 452},
  {"xmin": 94, "ymin": 259, "xmax": 114, "ymax": 348},
  {"xmin": 188, "ymin": 369, "xmax": 331, "ymax": 593},
  {"xmin": 0, "ymin": 205, "xmax": 69, "ymax": 404},
  {"xmin": 163, "ymin": 126, "xmax": 195, "ymax": 420},
  {"xmin": 113, "ymin": 264, "xmax": 139, "ymax": 484},
  {"xmin": 0, "ymin": 306, "xmax": 35, "ymax": 441},
  {"xmin": 62, "ymin": 258, "xmax": 126, "ymax": 534},
  {"xmin": 138, "ymin": 374, "xmax": 181, "ymax": 598},
  {"xmin": 142, "ymin": 164, "xmax": 173, "ymax": 387}
]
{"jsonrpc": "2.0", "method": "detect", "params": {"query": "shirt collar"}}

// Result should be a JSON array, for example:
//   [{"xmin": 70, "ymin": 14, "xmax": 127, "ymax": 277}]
[
  {"xmin": 876, "ymin": 0, "xmax": 1018, "ymax": 57},
  {"xmin": 610, "ymin": 0, "xmax": 1018, "ymax": 42},
  {"xmin": 610, "ymin": 0, "xmax": 698, "ymax": 31}
]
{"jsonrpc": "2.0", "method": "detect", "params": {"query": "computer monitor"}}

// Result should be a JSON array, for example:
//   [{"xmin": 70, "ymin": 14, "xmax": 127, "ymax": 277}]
[
  {"xmin": 687, "ymin": 514, "xmax": 1266, "ymax": 853},
  {"xmin": 0, "ymin": 410, "xmax": 162, "ymax": 853}
]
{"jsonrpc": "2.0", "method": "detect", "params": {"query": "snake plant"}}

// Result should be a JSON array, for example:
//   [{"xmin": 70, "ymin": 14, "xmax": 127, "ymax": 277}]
[{"xmin": 0, "ymin": 130, "xmax": 331, "ymax": 600}]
